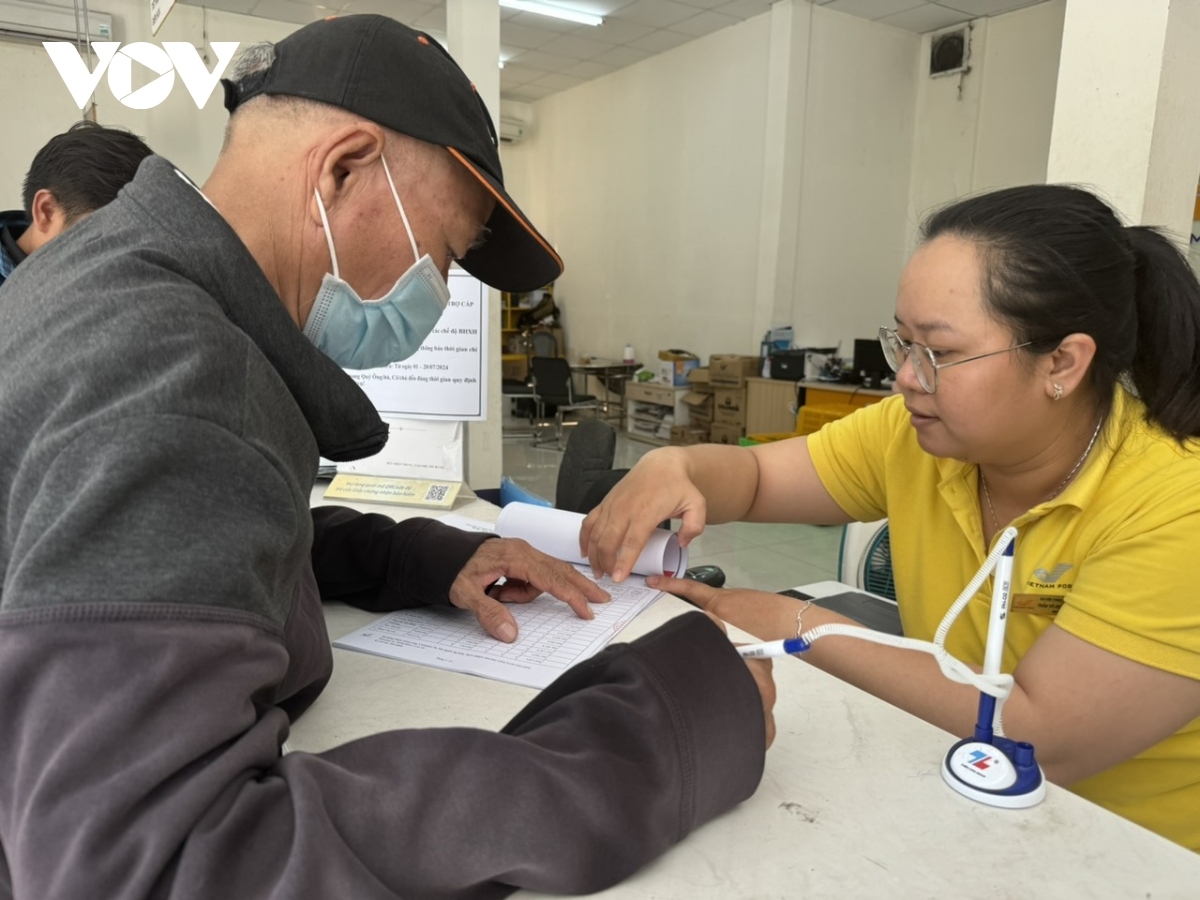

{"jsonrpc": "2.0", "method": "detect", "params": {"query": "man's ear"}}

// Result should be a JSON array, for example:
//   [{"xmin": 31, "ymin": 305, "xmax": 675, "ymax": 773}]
[
  {"xmin": 1044, "ymin": 333, "xmax": 1096, "ymax": 401},
  {"xmin": 26, "ymin": 189, "xmax": 70, "ymax": 248},
  {"xmin": 309, "ymin": 123, "xmax": 387, "ymax": 226}
]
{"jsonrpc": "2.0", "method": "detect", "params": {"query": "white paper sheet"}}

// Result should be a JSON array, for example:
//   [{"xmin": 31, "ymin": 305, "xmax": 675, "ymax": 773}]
[
  {"xmin": 335, "ymin": 419, "xmax": 463, "ymax": 481},
  {"xmin": 332, "ymin": 566, "xmax": 663, "ymax": 689},
  {"xmin": 342, "ymin": 268, "xmax": 488, "ymax": 421},
  {"xmin": 495, "ymin": 502, "xmax": 688, "ymax": 577},
  {"xmin": 436, "ymin": 514, "xmax": 496, "ymax": 534}
]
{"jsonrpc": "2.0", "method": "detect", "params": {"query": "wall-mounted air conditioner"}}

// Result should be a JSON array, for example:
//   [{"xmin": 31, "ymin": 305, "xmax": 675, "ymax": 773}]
[
  {"xmin": 0, "ymin": 0, "xmax": 113, "ymax": 44},
  {"xmin": 499, "ymin": 117, "xmax": 526, "ymax": 144}
]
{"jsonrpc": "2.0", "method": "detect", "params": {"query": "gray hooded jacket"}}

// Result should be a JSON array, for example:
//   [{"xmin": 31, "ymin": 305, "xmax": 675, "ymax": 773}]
[{"xmin": 0, "ymin": 156, "xmax": 765, "ymax": 899}]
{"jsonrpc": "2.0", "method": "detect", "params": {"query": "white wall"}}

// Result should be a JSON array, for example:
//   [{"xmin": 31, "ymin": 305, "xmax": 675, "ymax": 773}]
[
  {"xmin": 0, "ymin": 3, "xmax": 296, "ymax": 209},
  {"xmin": 502, "ymin": 13, "xmax": 773, "ymax": 363},
  {"xmin": 907, "ymin": 0, "xmax": 1066, "ymax": 247},
  {"xmin": 789, "ymin": 7, "xmax": 919, "ymax": 354},
  {"xmin": 504, "ymin": 1, "xmax": 927, "ymax": 362}
]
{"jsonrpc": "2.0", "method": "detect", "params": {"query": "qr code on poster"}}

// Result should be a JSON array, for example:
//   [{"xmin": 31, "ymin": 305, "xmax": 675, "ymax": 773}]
[{"xmin": 424, "ymin": 483, "xmax": 450, "ymax": 503}]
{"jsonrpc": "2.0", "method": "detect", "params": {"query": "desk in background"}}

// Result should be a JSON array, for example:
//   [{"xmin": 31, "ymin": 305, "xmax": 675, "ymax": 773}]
[
  {"xmin": 800, "ymin": 378, "xmax": 895, "ymax": 408},
  {"xmin": 297, "ymin": 489, "xmax": 1200, "ymax": 898},
  {"xmin": 745, "ymin": 377, "xmax": 896, "ymax": 437},
  {"xmin": 570, "ymin": 358, "xmax": 640, "ymax": 427}
]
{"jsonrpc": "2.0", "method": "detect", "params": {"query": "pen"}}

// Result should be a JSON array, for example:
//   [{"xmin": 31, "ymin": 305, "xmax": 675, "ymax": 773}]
[
  {"xmin": 975, "ymin": 535, "xmax": 1015, "ymax": 743},
  {"xmin": 737, "ymin": 637, "xmax": 810, "ymax": 659}
]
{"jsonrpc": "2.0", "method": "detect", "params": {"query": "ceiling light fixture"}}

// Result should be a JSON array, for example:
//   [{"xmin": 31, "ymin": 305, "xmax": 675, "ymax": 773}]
[{"xmin": 499, "ymin": 0, "xmax": 603, "ymax": 27}]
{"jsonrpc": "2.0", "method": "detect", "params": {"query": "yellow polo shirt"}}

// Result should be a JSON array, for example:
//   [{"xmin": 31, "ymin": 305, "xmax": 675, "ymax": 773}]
[{"xmin": 807, "ymin": 387, "xmax": 1200, "ymax": 851}]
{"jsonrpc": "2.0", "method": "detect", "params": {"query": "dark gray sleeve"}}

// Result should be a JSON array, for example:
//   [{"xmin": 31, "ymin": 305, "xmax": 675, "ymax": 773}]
[
  {"xmin": 310, "ymin": 505, "xmax": 495, "ymax": 611},
  {"xmin": 1, "ymin": 415, "xmax": 766, "ymax": 899},
  {"xmin": 0, "ymin": 611, "xmax": 765, "ymax": 900}
]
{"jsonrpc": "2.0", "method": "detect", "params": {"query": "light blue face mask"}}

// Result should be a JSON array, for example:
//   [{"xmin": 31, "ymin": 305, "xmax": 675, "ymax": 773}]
[{"xmin": 303, "ymin": 157, "xmax": 451, "ymax": 370}]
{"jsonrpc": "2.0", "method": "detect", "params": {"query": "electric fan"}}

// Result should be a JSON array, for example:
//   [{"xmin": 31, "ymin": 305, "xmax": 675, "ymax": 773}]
[{"xmin": 838, "ymin": 519, "xmax": 897, "ymax": 601}]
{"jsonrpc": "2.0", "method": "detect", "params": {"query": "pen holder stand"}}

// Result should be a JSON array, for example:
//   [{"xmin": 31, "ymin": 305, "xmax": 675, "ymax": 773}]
[{"xmin": 942, "ymin": 736, "xmax": 1046, "ymax": 809}]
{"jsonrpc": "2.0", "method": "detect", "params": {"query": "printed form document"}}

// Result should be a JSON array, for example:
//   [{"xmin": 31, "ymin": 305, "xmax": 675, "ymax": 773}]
[{"xmin": 333, "ymin": 515, "xmax": 665, "ymax": 689}]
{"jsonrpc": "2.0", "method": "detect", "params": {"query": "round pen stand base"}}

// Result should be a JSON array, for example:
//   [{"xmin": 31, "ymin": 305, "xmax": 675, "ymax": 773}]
[{"xmin": 942, "ymin": 737, "xmax": 1047, "ymax": 810}]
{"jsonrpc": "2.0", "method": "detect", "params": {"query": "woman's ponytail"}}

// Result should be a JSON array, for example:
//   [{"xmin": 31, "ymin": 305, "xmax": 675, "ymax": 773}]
[{"xmin": 1126, "ymin": 226, "xmax": 1200, "ymax": 441}]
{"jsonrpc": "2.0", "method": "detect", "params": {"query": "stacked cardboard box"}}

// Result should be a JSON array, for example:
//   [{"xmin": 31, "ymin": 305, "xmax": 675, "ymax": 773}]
[
  {"xmin": 710, "ymin": 354, "xmax": 760, "ymax": 386},
  {"xmin": 680, "ymin": 367, "xmax": 713, "ymax": 442},
  {"xmin": 656, "ymin": 349, "xmax": 700, "ymax": 386},
  {"xmin": 707, "ymin": 354, "xmax": 758, "ymax": 444},
  {"xmin": 669, "ymin": 424, "xmax": 708, "ymax": 446}
]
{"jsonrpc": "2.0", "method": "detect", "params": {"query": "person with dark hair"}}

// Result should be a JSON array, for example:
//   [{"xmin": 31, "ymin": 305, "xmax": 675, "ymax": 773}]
[
  {"xmin": 0, "ymin": 119, "xmax": 153, "ymax": 285},
  {"xmin": 583, "ymin": 183, "xmax": 1200, "ymax": 851},
  {"xmin": 0, "ymin": 16, "xmax": 774, "ymax": 899}
]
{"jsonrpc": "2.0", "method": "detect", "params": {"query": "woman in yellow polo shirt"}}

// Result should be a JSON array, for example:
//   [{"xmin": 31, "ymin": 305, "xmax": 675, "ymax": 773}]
[{"xmin": 581, "ymin": 184, "xmax": 1200, "ymax": 851}]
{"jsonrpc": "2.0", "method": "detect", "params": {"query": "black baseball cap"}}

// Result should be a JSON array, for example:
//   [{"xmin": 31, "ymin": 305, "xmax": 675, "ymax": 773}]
[{"xmin": 222, "ymin": 14, "xmax": 563, "ymax": 293}]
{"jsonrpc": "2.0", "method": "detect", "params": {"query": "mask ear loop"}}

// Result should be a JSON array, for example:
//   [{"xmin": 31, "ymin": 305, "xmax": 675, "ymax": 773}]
[
  {"xmin": 313, "ymin": 188, "xmax": 340, "ymax": 279},
  {"xmin": 380, "ymin": 156, "xmax": 421, "ymax": 265}
]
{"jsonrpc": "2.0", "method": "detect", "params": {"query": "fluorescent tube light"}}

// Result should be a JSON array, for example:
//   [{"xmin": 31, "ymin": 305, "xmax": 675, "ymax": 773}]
[{"xmin": 499, "ymin": 0, "xmax": 603, "ymax": 27}]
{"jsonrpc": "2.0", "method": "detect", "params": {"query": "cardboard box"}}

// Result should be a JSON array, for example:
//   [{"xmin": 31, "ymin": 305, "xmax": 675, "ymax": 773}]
[
  {"xmin": 715, "ymin": 405, "xmax": 746, "ymax": 427},
  {"xmin": 501, "ymin": 357, "xmax": 526, "ymax": 382},
  {"xmin": 657, "ymin": 349, "xmax": 700, "ymax": 386},
  {"xmin": 715, "ymin": 387, "xmax": 745, "ymax": 411},
  {"xmin": 670, "ymin": 425, "xmax": 708, "ymax": 446},
  {"xmin": 709, "ymin": 423, "xmax": 744, "ymax": 445},
  {"xmin": 709, "ymin": 354, "xmax": 760, "ymax": 387},
  {"xmin": 627, "ymin": 380, "xmax": 678, "ymax": 406},
  {"xmin": 681, "ymin": 390, "xmax": 714, "ymax": 418},
  {"xmin": 687, "ymin": 367, "xmax": 713, "ymax": 392}
]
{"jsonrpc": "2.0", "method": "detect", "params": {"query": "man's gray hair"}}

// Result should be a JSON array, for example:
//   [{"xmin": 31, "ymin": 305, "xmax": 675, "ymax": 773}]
[
  {"xmin": 220, "ymin": 41, "xmax": 338, "ymax": 148},
  {"xmin": 225, "ymin": 42, "xmax": 276, "ymax": 87}
]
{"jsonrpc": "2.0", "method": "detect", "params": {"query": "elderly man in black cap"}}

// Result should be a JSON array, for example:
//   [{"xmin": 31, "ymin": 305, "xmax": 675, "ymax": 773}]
[{"xmin": 0, "ymin": 16, "xmax": 773, "ymax": 899}]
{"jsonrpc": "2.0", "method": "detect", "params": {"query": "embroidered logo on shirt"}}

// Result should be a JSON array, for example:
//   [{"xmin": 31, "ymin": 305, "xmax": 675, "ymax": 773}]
[{"xmin": 1032, "ymin": 563, "xmax": 1072, "ymax": 583}]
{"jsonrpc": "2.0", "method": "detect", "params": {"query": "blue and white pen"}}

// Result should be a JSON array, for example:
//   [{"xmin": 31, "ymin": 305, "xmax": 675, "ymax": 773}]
[
  {"xmin": 975, "ymin": 536, "xmax": 1015, "ymax": 743},
  {"xmin": 737, "ymin": 637, "xmax": 810, "ymax": 659}
]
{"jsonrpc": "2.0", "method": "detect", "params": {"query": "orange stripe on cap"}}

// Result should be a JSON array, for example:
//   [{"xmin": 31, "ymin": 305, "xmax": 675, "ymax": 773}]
[{"xmin": 446, "ymin": 146, "xmax": 563, "ymax": 270}]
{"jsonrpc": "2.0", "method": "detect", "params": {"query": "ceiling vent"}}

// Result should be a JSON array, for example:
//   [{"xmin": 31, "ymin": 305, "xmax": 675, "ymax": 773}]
[
  {"xmin": 0, "ymin": 0, "xmax": 113, "ymax": 44},
  {"xmin": 929, "ymin": 25, "xmax": 970, "ymax": 78}
]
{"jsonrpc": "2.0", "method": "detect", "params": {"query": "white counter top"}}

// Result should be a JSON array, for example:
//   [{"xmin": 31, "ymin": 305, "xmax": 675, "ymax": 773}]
[{"xmin": 299, "ymin": 486, "xmax": 1200, "ymax": 897}]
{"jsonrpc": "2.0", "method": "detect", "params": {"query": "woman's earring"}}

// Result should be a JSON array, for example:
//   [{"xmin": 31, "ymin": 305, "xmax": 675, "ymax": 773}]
[{"xmin": 1053, "ymin": 383, "xmax": 1064, "ymax": 401}]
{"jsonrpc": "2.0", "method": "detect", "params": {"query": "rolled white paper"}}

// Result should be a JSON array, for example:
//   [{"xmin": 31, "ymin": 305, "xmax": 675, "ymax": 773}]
[{"xmin": 495, "ymin": 502, "xmax": 688, "ymax": 577}]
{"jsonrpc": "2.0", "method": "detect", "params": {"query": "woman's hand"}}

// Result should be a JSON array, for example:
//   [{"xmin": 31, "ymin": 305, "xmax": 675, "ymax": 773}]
[
  {"xmin": 580, "ymin": 448, "xmax": 708, "ymax": 581},
  {"xmin": 647, "ymin": 575, "xmax": 804, "ymax": 642}
]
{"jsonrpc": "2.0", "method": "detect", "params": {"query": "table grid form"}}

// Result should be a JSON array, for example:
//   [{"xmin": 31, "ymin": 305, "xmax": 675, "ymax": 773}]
[{"xmin": 361, "ymin": 571, "xmax": 656, "ymax": 671}]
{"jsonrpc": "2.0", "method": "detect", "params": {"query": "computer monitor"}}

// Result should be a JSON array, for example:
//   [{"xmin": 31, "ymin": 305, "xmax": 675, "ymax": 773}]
[{"xmin": 853, "ymin": 338, "xmax": 890, "ymax": 384}]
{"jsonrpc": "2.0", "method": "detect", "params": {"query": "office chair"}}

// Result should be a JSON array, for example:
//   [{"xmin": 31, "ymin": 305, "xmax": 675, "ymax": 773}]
[
  {"xmin": 502, "ymin": 377, "xmax": 536, "ymax": 437},
  {"xmin": 555, "ymin": 419, "xmax": 618, "ymax": 513},
  {"xmin": 529, "ymin": 330, "xmax": 559, "ymax": 358},
  {"xmin": 530, "ymin": 356, "xmax": 597, "ymax": 449}
]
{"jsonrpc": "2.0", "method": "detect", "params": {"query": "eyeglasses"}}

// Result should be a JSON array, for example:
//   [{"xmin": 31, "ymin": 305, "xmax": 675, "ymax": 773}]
[{"xmin": 878, "ymin": 326, "xmax": 1033, "ymax": 394}]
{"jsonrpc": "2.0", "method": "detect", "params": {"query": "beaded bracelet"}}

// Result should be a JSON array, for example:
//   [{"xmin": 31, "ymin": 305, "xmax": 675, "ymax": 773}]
[{"xmin": 795, "ymin": 599, "xmax": 814, "ymax": 638}]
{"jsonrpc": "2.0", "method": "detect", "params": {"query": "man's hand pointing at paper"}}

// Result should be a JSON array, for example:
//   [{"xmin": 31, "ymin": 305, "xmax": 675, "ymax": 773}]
[{"xmin": 449, "ymin": 538, "xmax": 610, "ymax": 643}]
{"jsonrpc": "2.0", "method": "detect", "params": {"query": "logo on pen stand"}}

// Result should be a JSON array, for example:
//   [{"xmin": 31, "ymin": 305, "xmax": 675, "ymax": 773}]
[{"xmin": 966, "ymin": 749, "xmax": 994, "ymax": 770}]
